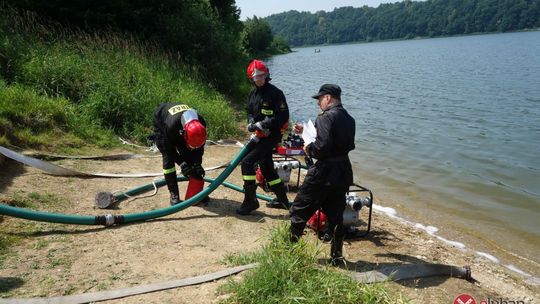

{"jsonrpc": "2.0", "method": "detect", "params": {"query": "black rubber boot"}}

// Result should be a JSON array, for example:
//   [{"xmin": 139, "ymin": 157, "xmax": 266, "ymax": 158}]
[
  {"xmin": 290, "ymin": 225, "xmax": 304, "ymax": 243},
  {"xmin": 266, "ymin": 183, "xmax": 290, "ymax": 209},
  {"xmin": 165, "ymin": 172, "xmax": 181, "ymax": 205},
  {"xmin": 330, "ymin": 234, "xmax": 344, "ymax": 266},
  {"xmin": 236, "ymin": 184, "xmax": 259, "ymax": 215}
]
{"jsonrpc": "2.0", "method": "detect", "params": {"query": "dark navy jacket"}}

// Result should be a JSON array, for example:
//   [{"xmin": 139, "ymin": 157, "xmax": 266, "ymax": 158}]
[
  {"xmin": 306, "ymin": 103, "xmax": 355, "ymax": 186},
  {"xmin": 153, "ymin": 102, "xmax": 206, "ymax": 164},
  {"xmin": 247, "ymin": 82, "xmax": 289, "ymax": 143}
]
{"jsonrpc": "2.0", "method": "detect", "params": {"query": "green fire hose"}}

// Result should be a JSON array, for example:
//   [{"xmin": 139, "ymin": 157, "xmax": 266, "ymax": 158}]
[
  {"xmin": 108, "ymin": 176, "xmax": 273, "ymax": 204},
  {"xmin": 0, "ymin": 138, "xmax": 267, "ymax": 226}
]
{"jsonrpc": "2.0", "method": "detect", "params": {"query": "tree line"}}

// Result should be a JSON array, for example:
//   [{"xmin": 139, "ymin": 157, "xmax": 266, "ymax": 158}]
[{"xmin": 264, "ymin": 0, "xmax": 540, "ymax": 46}]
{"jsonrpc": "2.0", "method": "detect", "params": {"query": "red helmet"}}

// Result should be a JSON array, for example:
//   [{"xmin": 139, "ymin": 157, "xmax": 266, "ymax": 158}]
[
  {"xmin": 183, "ymin": 120, "xmax": 207, "ymax": 149},
  {"xmin": 247, "ymin": 59, "xmax": 269, "ymax": 80}
]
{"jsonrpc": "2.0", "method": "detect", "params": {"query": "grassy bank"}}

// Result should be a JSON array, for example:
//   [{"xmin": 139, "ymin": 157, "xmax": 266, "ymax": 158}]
[
  {"xmin": 0, "ymin": 80, "xmax": 115, "ymax": 149},
  {"xmin": 0, "ymin": 6, "xmax": 241, "ymax": 151},
  {"xmin": 221, "ymin": 224, "xmax": 407, "ymax": 304},
  {"xmin": 0, "ymin": 192, "xmax": 68, "ymax": 268}
]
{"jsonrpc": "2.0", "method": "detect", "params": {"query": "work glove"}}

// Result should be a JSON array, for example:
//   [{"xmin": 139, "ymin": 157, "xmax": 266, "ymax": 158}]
[
  {"xmin": 191, "ymin": 164, "xmax": 205, "ymax": 179},
  {"xmin": 180, "ymin": 162, "xmax": 193, "ymax": 177},
  {"xmin": 248, "ymin": 121, "xmax": 270, "ymax": 137},
  {"xmin": 247, "ymin": 123, "xmax": 257, "ymax": 132},
  {"xmin": 180, "ymin": 162, "xmax": 205, "ymax": 178},
  {"xmin": 247, "ymin": 121, "xmax": 266, "ymax": 132}
]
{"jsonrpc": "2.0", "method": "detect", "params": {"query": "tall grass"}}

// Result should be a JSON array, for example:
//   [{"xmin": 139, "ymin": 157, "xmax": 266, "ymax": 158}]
[
  {"xmin": 0, "ymin": 80, "xmax": 114, "ymax": 148},
  {"xmin": 221, "ymin": 224, "xmax": 407, "ymax": 304},
  {"xmin": 0, "ymin": 5, "xmax": 241, "ymax": 149}
]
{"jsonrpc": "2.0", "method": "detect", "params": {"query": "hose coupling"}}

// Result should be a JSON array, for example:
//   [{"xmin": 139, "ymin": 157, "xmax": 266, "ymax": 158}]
[
  {"xmin": 104, "ymin": 214, "xmax": 115, "ymax": 226},
  {"xmin": 464, "ymin": 265, "xmax": 472, "ymax": 280},
  {"xmin": 95, "ymin": 214, "xmax": 124, "ymax": 226}
]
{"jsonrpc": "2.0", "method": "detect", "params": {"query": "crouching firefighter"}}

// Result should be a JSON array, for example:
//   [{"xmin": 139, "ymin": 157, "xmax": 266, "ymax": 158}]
[
  {"xmin": 236, "ymin": 59, "xmax": 290, "ymax": 215},
  {"xmin": 289, "ymin": 84, "xmax": 356, "ymax": 266},
  {"xmin": 153, "ymin": 102, "xmax": 208, "ymax": 206}
]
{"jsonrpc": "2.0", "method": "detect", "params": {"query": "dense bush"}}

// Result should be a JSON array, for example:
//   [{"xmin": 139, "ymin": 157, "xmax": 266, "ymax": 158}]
[
  {"xmin": 2, "ymin": 0, "xmax": 247, "ymax": 97},
  {"xmin": 0, "ymin": 6, "xmax": 240, "ymax": 149}
]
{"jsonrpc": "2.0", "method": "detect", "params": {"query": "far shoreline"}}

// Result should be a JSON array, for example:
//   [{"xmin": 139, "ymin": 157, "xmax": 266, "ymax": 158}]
[{"xmin": 286, "ymin": 28, "xmax": 540, "ymax": 50}]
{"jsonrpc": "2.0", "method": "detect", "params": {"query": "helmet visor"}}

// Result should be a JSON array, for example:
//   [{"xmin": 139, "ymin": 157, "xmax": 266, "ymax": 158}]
[
  {"xmin": 250, "ymin": 68, "xmax": 267, "ymax": 80},
  {"xmin": 180, "ymin": 110, "xmax": 198, "ymax": 127},
  {"xmin": 252, "ymin": 74, "xmax": 266, "ymax": 82}
]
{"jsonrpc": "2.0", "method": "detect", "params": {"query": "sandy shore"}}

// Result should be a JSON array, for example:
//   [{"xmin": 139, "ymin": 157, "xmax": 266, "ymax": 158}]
[{"xmin": 0, "ymin": 143, "xmax": 538, "ymax": 303}]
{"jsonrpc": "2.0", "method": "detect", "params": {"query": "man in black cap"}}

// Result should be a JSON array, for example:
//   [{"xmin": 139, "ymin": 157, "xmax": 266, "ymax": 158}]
[{"xmin": 289, "ymin": 84, "xmax": 356, "ymax": 265}]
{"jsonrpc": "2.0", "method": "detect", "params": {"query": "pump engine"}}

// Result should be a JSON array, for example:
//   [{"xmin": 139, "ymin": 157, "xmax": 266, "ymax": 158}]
[{"xmin": 307, "ymin": 184, "xmax": 373, "ymax": 239}]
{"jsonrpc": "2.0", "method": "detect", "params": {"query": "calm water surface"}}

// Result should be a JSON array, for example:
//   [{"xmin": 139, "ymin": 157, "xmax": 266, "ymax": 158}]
[{"xmin": 267, "ymin": 31, "xmax": 540, "ymax": 275}]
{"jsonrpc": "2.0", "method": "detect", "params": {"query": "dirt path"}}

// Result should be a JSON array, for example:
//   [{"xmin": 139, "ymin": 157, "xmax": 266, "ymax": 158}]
[{"xmin": 0, "ymin": 144, "xmax": 538, "ymax": 303}]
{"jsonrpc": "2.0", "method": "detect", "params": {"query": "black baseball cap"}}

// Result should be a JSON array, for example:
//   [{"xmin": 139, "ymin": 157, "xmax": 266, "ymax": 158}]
[{"xmin": 311, "ymin": 84, "xmax": 342, "ymax": 99}]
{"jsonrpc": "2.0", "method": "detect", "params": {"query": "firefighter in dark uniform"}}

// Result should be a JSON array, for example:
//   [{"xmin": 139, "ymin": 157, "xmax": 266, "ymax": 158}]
[
  {"xmin": 153, "ymin": 102, "xmax": 208, "ymax": 206},
  {"xmin": 289, "ymin": 84, "xmax": 356, "ymax": 265},
  {"xmin": 236, "ymin": 59, "xmax": 290, "ymax": 215}
]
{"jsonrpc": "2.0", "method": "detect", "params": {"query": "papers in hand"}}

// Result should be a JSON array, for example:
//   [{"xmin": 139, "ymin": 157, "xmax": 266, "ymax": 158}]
[{"xmin": 301, "ymin": 120, "xmax": 317, "ymax": 146}]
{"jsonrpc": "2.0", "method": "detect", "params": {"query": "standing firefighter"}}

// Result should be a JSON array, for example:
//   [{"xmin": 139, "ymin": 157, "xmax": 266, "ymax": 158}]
[
  {"xmin": 236, "ymin": 59, "xmax": 290, "ymax": 215},
  {"xmin": 153, "ymin": 102, "xmax": 208, "ymax": 206},
  {"xmin": 289, "ymin": 84, "xmax": 356, "ymax": 265}
]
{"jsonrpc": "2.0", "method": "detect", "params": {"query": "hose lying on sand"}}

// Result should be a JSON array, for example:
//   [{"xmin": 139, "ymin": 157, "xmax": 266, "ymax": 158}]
[
  {"xmin": 0, "ymin": 264, "xmax": 259, "ymax": 304},
  {"xmin": 0, "ymin": 263, "xmax": 472, "ymax": 304},
  {"xmin": 0, "ymin": 138, "xmax": 256, "ymax": 226},
  {"xmin": 351, "ymin": 263, "xmax": 471, "ymax": 283},
  {"xmin": 94, "ymin": 176, "xmax": 274, "ymax": 209},
  {"xmin": 0, "ymin": 145, "xmax": 227, "ymax": 178}
]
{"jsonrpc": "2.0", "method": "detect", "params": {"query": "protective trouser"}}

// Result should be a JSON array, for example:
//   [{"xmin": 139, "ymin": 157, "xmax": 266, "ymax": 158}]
[
  {"xmin": 240, "ymin": 138, "xmax": 284, "ymax": 214},
  {"xmin": 155, "ymin": 130, "xmax": 182, "ymax": 205},
  {"xmin": 330, "ymin": 226, "xmax": 345, "ymax": 266},
  {"xmin": 289, "ymin": 181, "xmax": 347, "ymax": 263},
  {"xmin": 154, "ymin": 130, "xmax": 180, "ymax": 174},
  {"xmin": 164, "ymin": 170, "xmax": 181, "ymax": 205}
]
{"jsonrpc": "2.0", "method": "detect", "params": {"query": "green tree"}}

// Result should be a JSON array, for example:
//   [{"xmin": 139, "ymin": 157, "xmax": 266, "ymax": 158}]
[
  {"xmin": 243, "ymin": 16, "xmax": 273, "ymax": 54},
  {"xmin": 270, "ymin": 36, "xmax": 292, "ymax": 53}
]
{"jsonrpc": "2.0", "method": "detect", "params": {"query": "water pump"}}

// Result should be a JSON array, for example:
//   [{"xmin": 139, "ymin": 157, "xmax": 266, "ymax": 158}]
[
  {"xmin": 307, "ymin": 183, "xmax": 373, "ymax": 239},
  {"xmin": 256, "ymin": 132, "xmax": 305, "ymax": 191}
]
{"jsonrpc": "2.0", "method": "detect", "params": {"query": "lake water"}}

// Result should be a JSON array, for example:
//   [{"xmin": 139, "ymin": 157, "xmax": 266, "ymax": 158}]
[{"xmin": 267, "ymin": 31, "xmax": 540, "ymax": 279}]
